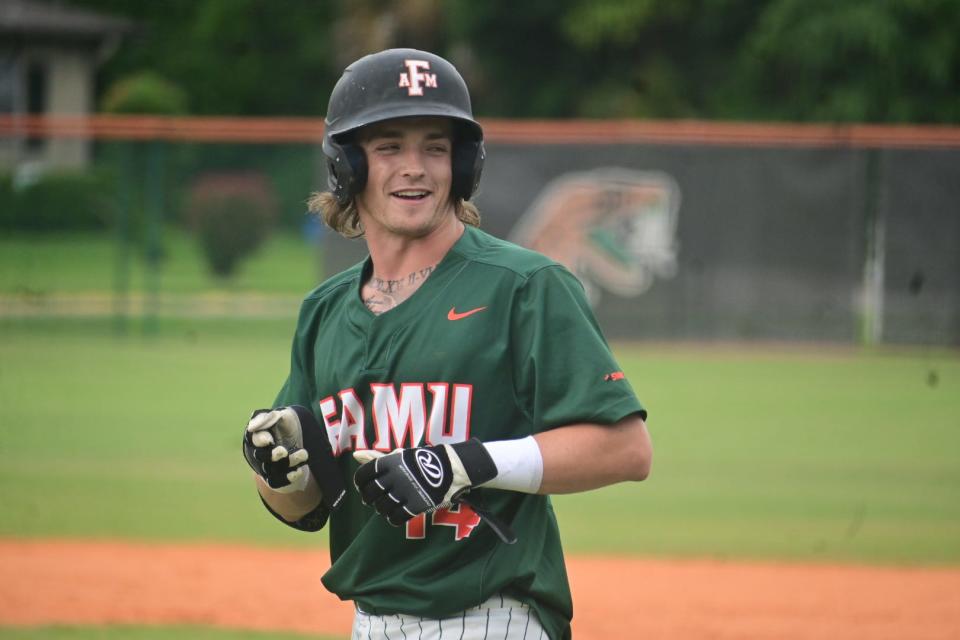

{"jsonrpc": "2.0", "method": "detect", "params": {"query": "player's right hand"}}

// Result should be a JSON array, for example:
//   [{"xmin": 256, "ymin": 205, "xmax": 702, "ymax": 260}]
[
  {"xmin": 244, "ymin": 405, "xmax": 347, "ymax": 509},
  {"xmin": 246, "ymin": 407, "xmax": 306, "ymax": 451},
  {"xmin": 243, "ymin": 409, "xmax": 311, "ymax": 493}
]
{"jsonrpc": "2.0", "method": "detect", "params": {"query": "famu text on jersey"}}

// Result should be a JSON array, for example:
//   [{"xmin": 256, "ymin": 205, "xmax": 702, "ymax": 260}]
[{"xmin": 319, "ymin": 382, "xmax": 473, "ymax": 456}]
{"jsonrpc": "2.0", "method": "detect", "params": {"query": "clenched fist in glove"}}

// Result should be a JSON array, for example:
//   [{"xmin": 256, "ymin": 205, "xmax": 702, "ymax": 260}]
[
  {"xmin": 243, "ymin": 406, "xmax": 346, "ymax": 509},
  {"xmin": 353, "ymin": 439, "xmax": 498, "ymax": 526},
  {"xmin": 244, "ymin": 435, "xmax": 310, "ymax": 491}
]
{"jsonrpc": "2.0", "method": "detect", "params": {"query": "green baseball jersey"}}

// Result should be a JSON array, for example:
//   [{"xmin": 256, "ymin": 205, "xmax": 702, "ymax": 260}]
[{"xmin": 273, "ymin": 225, "xmax": 645, "ymax": 640}]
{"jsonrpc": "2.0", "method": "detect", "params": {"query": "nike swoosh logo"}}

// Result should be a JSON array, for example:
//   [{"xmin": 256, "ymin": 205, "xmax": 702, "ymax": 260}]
[{"xmin": 447, "ymin": 306, "xmax": 487, "ymax": 321}]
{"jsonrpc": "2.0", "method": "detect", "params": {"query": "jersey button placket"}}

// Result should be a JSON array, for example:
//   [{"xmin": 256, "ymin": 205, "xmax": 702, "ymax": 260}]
[{"xmin": 361, "ymin": 314, "xmax": 396, "ymax": 373}]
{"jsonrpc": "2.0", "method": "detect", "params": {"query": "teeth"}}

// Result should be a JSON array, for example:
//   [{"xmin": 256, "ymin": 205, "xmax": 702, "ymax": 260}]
[{"xmin": 394, "ymin": 190, "xmax": 428, "ymax": 197}]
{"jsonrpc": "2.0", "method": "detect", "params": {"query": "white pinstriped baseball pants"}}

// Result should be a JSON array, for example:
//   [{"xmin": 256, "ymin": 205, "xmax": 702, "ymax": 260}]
[{"xmin": 351, "ymin": 593, "xmax": 549, "ymax": 640}]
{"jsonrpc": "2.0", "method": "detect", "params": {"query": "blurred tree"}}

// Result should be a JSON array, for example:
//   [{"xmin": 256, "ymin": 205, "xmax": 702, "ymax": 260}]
[
  {"xmin": 330, "ymin": 0, "xmax": 447, "ymax": 69},
  {"xmin": 447, "ymin": 0, "xmax": 960, "ymax": 122},
  {"xmin": 444, "ymin": 0, "xmax": 760, "ymax": 118},
  {"xmin": 739, "ymin": 0, "xmax": 960, "ymax": 122},
  {"xmin": 100, "ymin": 71, "xmax": 188, "ymax": 114},
  {"xmin": 67, "ymin": 0, "xmax": 960, "ymax": 123},
  {"xmin": 70, "ymin": 0, "xmax": 339, "ymax": 116}
]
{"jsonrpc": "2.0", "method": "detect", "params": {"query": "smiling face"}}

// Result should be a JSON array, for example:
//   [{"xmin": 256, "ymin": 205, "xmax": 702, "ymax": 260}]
[{"xmin": 354, "ymin": 117, "xmax": 455, "ymax": 240}]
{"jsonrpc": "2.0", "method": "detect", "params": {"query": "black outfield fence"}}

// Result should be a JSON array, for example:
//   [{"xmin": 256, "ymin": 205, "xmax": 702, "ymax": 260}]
[
  {"xmin": 2, "ymin": 116, "xmax": 957, "ymax": 345},
  {"xmin": 327, "ymin": 120, "xmax": 960, "ymax": 346}
]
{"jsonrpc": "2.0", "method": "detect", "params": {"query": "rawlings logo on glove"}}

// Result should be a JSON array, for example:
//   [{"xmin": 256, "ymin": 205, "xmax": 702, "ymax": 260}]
[
  {"xmin": 353, "ymin": 439, "xmax": 498, "ymax": 527},
  {"xmin": 416, "ymin": 449, "xmax": 445, "ymax": 487}
]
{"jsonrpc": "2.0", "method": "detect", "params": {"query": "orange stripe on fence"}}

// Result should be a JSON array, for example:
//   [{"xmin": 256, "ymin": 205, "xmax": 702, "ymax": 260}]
[
  {"xmin": 0, "ymin": 115, "xmax": 326, "ymax": 143},
  {"xmin": 1, "ymin": 114, "xmax": 959, "ymax": 148},
  {"xmin": 482, "ymin": 119, "xmax": 960, "ymax": 148}
]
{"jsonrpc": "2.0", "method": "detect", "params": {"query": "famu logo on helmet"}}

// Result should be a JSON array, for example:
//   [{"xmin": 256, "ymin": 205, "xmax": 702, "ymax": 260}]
[
  {"xmin": 399, "ymin": 60, "xmax": 438, "ymax": 96},
  {"xmin": 510, "ymin": 168, "xmax": 681, "ymax": 304}
]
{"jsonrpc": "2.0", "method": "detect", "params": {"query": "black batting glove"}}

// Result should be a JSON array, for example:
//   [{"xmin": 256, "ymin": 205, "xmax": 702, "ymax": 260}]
[{"xmin": 352, "ymin": 439, "xmax": 498, "ymax": 526}]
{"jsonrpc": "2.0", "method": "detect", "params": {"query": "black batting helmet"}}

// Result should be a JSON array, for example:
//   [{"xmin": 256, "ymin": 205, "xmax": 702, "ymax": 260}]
[{"xmin": 322, "ymin": 48, "xmax": 485, "ymax": 205}]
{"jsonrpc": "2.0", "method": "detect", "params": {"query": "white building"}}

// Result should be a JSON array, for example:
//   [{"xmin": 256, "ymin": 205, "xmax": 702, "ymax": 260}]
[{"xmin": 0, "ymin": 0, "xmax": 132, "ymax": 169}]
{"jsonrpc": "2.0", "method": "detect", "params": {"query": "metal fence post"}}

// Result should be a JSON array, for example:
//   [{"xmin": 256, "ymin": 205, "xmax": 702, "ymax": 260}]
[
  {"xmin": 143, "ymin": 140, "xmax": 165, "ymax": 335},
  {"xmin": 860, "ymin": 148, "xmax": 885, "ymax": 346},
  {"xmin": 112, "ymin": 141, "xmax": 133, "ymax": 335}
]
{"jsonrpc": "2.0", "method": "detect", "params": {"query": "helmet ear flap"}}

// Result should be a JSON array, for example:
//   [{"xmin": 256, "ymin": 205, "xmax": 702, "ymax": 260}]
[
  {"xmin": 323, "ymin": 137, "xmax": 367, "ymax": 206},
  {"xmin": 452, "ymin": 139, "xmax": 485, "ymax": 201}
]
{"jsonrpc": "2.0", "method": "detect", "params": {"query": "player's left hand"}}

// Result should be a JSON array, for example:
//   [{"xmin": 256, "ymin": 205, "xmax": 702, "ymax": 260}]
[{"xmin": 353, "ymin": 439, "xmax": 498, "ymax": 526}]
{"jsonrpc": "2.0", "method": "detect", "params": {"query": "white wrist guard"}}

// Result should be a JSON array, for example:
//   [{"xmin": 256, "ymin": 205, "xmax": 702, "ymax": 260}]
[{"xmin": 482, "ymin": 436, "xmax": 544, "ymax": 494}]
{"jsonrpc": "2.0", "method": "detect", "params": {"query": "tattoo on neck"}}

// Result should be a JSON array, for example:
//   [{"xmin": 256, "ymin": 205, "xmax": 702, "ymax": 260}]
[
  {"xmin": 362, "ymin": 264, "xmax": 436, "ymax": 315},
  {"xmin": 370, "ymin": 265, "xmax": 436, "ymax": 295},
  {"xmin": 363, "ymin": 293, "xmax": 396, "ymax": 315}
]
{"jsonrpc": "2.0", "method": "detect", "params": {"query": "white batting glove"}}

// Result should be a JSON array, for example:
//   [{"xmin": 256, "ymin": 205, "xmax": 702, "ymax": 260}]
[
  {"xmin": 246, "ymin": 407, "xmax": 305, "ymax": 451},
  {"xmin": 243, "ymin": 409, "xmax": 311, "ymax": 493},
  {"xmin": 244, "ymin": 405, "xmax": 347, "ymax": 510}
]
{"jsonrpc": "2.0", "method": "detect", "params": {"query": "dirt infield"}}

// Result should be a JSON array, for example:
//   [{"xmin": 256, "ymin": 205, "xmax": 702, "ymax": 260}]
[{"xmin": 1, "ymin": 539, "xmax": 958, "ymax": 639}]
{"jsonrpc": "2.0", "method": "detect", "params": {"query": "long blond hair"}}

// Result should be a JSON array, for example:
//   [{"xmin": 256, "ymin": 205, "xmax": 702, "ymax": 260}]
[{"xmin": 307, "ymin": 191, "xmax": 480, "ymax": 239}]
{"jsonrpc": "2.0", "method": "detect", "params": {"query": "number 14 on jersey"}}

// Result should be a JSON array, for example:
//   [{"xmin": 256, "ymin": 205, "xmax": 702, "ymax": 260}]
[{"xmin": 406, "ymin": 504, "xmax": 481, "ymax": 541}]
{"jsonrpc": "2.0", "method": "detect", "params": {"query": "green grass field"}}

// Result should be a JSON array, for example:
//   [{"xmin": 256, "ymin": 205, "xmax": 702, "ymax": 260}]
[
  {"xmin": 0, "ymin": 229, "xmax": 322, "ymax": 295},
  {"xmin": 1, "ymin": 317, "xmax": 957, "ymax": 565},
  {"xmin": 2, "ymin": 233, "xmax": 959, "ymax": 639}
]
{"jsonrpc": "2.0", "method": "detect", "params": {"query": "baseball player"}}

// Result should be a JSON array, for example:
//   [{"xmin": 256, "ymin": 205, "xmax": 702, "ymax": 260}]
[{"xmin": 241, "ymin": 48, "xmax": 652, "ymax": 640}]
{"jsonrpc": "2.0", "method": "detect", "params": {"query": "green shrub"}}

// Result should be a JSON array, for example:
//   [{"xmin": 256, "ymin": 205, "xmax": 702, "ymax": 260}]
[
  {"xmin": 100, "ymin": 71, "xmax": 188, "ymax": 115},
  {"xmin": 0, "ymin": 171, "xmax": 117, "ymax": 232},
  {"xmin": 183, "ymin": 172, "xmax": 279, "ymax": 278}
]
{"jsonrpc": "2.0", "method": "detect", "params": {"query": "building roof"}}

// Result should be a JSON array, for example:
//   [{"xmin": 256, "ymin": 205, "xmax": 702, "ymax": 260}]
[{"xmin": 0, "ymin": 0, "xmax": 133, "ymax": 38}]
